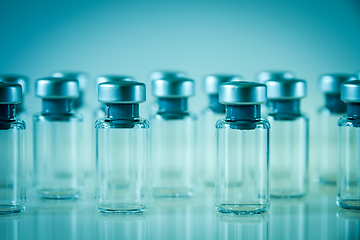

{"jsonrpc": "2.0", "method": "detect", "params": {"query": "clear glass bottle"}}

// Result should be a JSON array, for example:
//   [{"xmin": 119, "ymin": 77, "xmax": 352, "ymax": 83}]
[
  {"xmin": 266, "ymin": 79, "xmax": 309, "ymax": 198},
  {"xmin": 0, "ymin": 82, "xmax": 26, "ymax": 214},
  {"xmin": 150, "ymin": 77, "xmax": 197, "ymax": 197},
  {"xmin": 95, "ymin": 81, "xmax": 149, "ymax": 213},
  {"xmin": 200, "ymin": 74, "xmax": 243, "ymax": 187},
  {"xmin": 34, "ymin": 77, "xmax": 84, "ymax": 199},
  {"xmin": 216, "ymin": 81, "xmax": 270, "ymax": 214},
  {"xmin": 0, "ymin": 75, "xmax": 33, "ymax": 183},
  {"xmin": 317, "ymin": 74, "xmax": 357, "ymax": 185},
  {"xmin": 338, "ymin": 80, "xmax": 360, "ymax": 210}
]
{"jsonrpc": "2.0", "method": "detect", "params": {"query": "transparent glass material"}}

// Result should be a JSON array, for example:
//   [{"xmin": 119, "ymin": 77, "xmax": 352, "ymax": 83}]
[
  {"xmin": 0, "ymin": 116, "xmax": 26, "ymax": 214},
  {"xmin": 317, "ymin": 107, "xmax": 343, "ymax": 185},
  {"xmin": 33, "ymin": 113, "xmax": 84, "ymax": 199},
  {"xmin": 150, "ymin": 113, "xmax": 197, "ymax": 197},
  {"xmin": 216, "ymin": 118, "xmax": 270, "ymax": 214},
  {"xmin": 95, "ymin": 117, "xmax": 150, "ymax": 213},
  {"xmin": 200, "ymin": 108, "xmax": 224, "ymax": 187},
  {"xmin": 267, "ymin": 113, "xmax": 309, "ymax": 198},
  {"xmin": 338, "ymin": 116, "xmax": 360, "ymax": 210}
]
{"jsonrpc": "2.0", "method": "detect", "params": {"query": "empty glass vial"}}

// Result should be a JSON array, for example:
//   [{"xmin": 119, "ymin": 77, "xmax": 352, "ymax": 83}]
[
  {"xmin": 0, "ymin": 82, "xmax": 26, "ymax": 214},
  {"xmin": 216, "ymin": 81, "xmax": 270, "ymax": 214},
  {"xmin": 201, "ymin": 74, "xmax": 243, "ymax": 187},
  {"xmin": 317, "ymin": 74, "xmax": 357, "ymax": 185},
  {"xmin": 338, "ymin": 80, "xmax": 360, "ymax": 210},
  {"xmin": 34, "ymin": 77, "xmax": 84, "ymax": 199},
  {"xmin": 94, "ymin": 75, "xmax": 134, "ymax": 120},
  {"xmin": 150, "ymin": 77, "xmax": 197, "ymax": 197},
  {"xmin": 266, "ymin": 79, "xmax": 309, "ymax": 198},
  {"xmin": 95, "ymin": 81, "xmax": 149, "ymax": 213}
]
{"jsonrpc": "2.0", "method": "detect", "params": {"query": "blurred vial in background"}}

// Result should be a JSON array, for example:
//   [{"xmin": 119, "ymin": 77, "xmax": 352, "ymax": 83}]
[
  {"xmin": 51, "ymin": 71, "xmax": 93, "ymax": 180},
  {"xmin": 338, "ymin": 80, "xmax": 360, "ymax": 210},
  {"xmin": 93, "ymin": 75, "xmax": 134, "ymax": 120},
  {"xmin": 148, "ymin": 70, "xmax": 187, "ymax": 116},
  {"xmin": 200, "ymin": 74, "xmax": 243, "ymax": 187},
  {"xmin": 34, "ymin": 77, "xmax": 84, "ymax": 199},
  {"xmin": 216, "ymin": 81, "xmax": 269, "ymax": 214},
  {"xmin": 255, "ymin": 71, "xmax": 295, "ymax": 116},
  {"xmin": 317, "ymin": 74, "xmax": 357, "ymax": 185},
  {"xmin": 266, "ymin": 79, "xmax": 309, "ymax": 198},
  {"xmin": 150, "ymin": 77, "xmax": 197, "ymax": 197},
  {"xmin": 0, "ymin": 75, "xmax": 33, "ymax": 183},
  {"xmin": 0, "ymin": 83, "xmax": 26, "ymax": 214},
  {"xmin": 95, "ymin": 81, "xmax": 149, "ymax": 213}
]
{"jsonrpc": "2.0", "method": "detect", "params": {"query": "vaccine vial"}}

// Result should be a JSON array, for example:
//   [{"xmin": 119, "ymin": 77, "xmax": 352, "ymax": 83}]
[
  {"xmin": 0, "ymin": 75, "xmax": 33, "ymax": 182},
  {"xmin": 200, "ymin": 74, "xmax": 243, "ymax": 187},
  {"xmin": 0, "ymin": 82, "xmax": 26, "ymax": 214},
  {"xmin": 150, "ymin": 77, "xmax": 197, "ymax": 197},
  {"xmin": 317, "ymin": 74, "xmax": 357, "ymax": 185},
  {"xmin": 34, "ymin": 77, "xmax": 84, "ymax": 199},
  {"xmin": 338, "ymin": 80, "xmax": 360, "ymax": 210},
  {"xmin": 266, "ymin": 79, "xmax": 309, "ymax": 198},
  {"xmin": 94, "ymin": 75, "xmax": 134, "ymax": 120},
  {"xmin": 95, "ymin": 81, "xmax": 149, "ymax": 213},
  {"xmin": 216, "ymin": 81, "xmax": 270, "ymax": 214}
]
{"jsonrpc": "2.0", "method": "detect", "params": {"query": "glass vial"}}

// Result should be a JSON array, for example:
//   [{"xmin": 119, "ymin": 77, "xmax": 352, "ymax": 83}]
[
  {"xmin": 266, "ymin": 79, "xmax": 309, "ymax": 198},
  {"xmin": 0, "ymin": 82, "xmax": 26, "ymax": 214},
  {"xmin": 317, "ymin": 74, "xmax": 357, "ymax": 185},
  {"xmin": 150, "ymin": 77, "xmax": 197, "ymax": 197},
  {"xmin": 216, "ymin": 81, "xmax": 270, "ymax": 214},
  {"xmin": 338, "ymin": 80, "xmax": 360, "ymax": 210},
  {"xmin": 95, "ymin": 81, "xmax": 149, "ymax": 213},
  {"xmin": 201, "ymin": 74, "xmax": 243, "ymax": 187},
  {"xmin": 34, "ymin": 77, "xmax": 84, "ymax": 199}
]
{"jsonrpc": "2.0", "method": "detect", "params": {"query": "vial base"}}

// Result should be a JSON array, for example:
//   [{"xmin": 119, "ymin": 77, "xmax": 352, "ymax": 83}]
[
  {"xmin": 36, "ymin": 188, "xmax": 83, "ymax": 200},
  {"xmin": 0, "ymin": 204, "xmax": 25, "ymax": 215},
  {"xmin": 152, "ymin": 187, "xmax": 195, "ymax": 198},
  {"xmin": 98, "ymin": 203, "xmax": 148, "ymax": 214},
  {"xmin": 215, "ymin": 203, "xmax": 269, "ymax": 215},
  {"xmin": 337, "ymin": 198, "xmax": 360, "ymax": 210},
  {"xmin": 319, "ymin": 174, "xmax": 337, "ymax": 185},
  {"xmin": 270, "ymin": 190, "xmax": 307, "ymax": 199}
]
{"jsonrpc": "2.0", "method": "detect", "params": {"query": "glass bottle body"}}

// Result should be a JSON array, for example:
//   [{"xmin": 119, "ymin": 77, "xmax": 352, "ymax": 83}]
[
  {"xmin": 33, "ymin": 112, "xmax": 84, "ymax": 199},
  {"xmin": 0, "ymin": 116, "xmax": 26, "ymax": 214},
  {"xmin": 95, "ymin": 117, "xmax": 150, "ymax": 213},
  {"xmin": 150, "ymin": 112, "xmax": 197, "ymax": 197},
  {"xmin": 267, "ymin": 112, "xmax": 309, "ymax": 198},
  {"xmin": 338, "ymin": 116, "xmax": 360, "ymax": 210},
  {"xmin": 216, "ymin": 118, "xmax": 270, "ymax": 214}
]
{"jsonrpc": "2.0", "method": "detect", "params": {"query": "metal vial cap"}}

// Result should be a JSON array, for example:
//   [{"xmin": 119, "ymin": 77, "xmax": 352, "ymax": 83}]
[
  {"xmin": 95, "ymin": 75, "xmax": 134, "ymax": 94},
  {"xmin": 0, "ymin": 74, "xmax": 28, "ymax": 94},
  {"xmin": 35, "ymin": 77, "xmax": 79, "ymax": 99},
  {"xmin": 152, "ymin": 77, "xmax": 194, "ymax": 98},
  {"xmin": 149, "ymin": 70, "xmax": 187, "ymax": 81},
  {"xmin": 319, "ymin": 74, "xmax": 357, "ymax": 94},
  {"xmin": 256, "ymin": 71, "xmax": 295, "ymax": 83},
  {"xmin": 219, "ymin": 81, "xmax": 267, "ymax": 105},
  {"xmin": 203, "ymin": 74, "xmax": 244, "ymax": 94},
  {"xmin": 0, "ymin": 82, "xmax": 22, "ymax": 104},
  {"xmin": 98, "ymin": 81, "xmax": 146, "ymax": 103},
  {"xmin": 51, "ymin": 71, "xmax": 88, "ymax": 91},
  {"xmin": 266, "ymin": 78, "xmax": 307, "ymax": 100},
  {"xmin": 341, "ymin": 80, "xmax": 360, "ymax": 103}
]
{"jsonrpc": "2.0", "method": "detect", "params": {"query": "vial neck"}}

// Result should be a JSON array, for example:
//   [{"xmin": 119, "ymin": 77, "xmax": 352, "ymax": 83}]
[
  {"xmin": 42, "ymin": 99, "xmax": 73, "ymax": 114},
  {"xmin": 158, "ymin": 98, "xmax": 187, "ymax": 113},
  {"xmin": 269, "ymin": 100, "xmax": 300, "ymax": 114},
  {"xmin": 347, "ymin": 103, "xmax": 360, "ymax": 117},
  {"xmin": 0, "ymin": 104, "xmax": 16, "ymax": 120},
  {"xmin": 325, "ymin": 94, "xmax": 347, "ymax": 114},
  {"xmin": 225, "ymin": 105, "xmax": 261, "ymax": 119},
  {"xmin": 105, "ymin": 104, "xmax": 139, "ymax": 119},
  {"xmin": 209, "ymin": 94, "xmax": 225, "ymax": 113}
]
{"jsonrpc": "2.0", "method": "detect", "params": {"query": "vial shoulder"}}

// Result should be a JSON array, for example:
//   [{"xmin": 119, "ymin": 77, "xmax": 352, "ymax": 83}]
[
  {"xmin": 0, "ymin": 118, "xmax": 26, "ymax": 130},
  {"xmin": 338, "ymin": 115, "xmax": 360, "ymax": 127},
  {"xmin": 216, "ymin": 118, "xmax": 270, "ymax": 130},
  {"xmin": 267, "ymin": 112, "xmax": 309, "ymax": 122},
  {"xmin": 151, "ymin": 112, "xmax": 197, "ymax": 121},
  {"xmin": 34, "ymin": 112, "xmax": 82, "ymax": 122},
  {"xmin": 95, "ymin": 117, "xmax": 149, "ymax": 129}
]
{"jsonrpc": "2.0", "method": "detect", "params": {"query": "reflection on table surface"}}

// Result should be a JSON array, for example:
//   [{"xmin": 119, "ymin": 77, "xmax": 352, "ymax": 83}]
[{"xmin": 0, "ymin": 183, "xmax": 359, "ymax": 240}]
